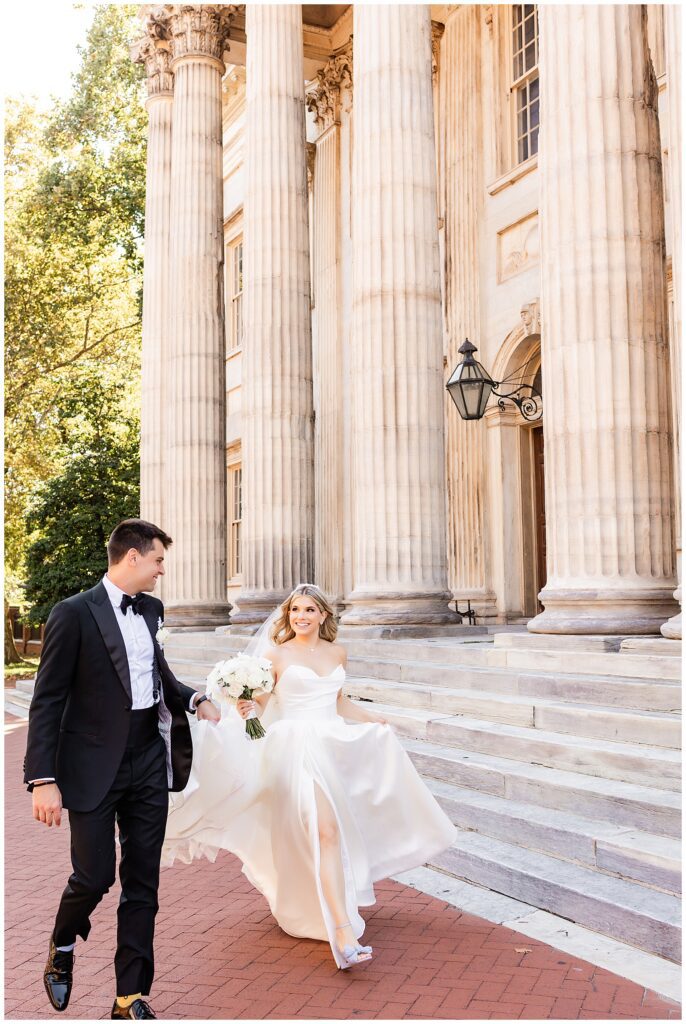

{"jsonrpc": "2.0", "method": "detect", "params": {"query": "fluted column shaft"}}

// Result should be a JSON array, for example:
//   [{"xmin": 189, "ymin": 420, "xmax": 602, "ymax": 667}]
[
  {"xmin": 132, "ymin": 28, "xmax": 174, "ymax": 583},
  {"xmin": 442, "ymin": 6, "xmax": 497, "ymax": 621},
  {"xmin": 165, "ymin": 6, "xmax": 233, "ymax": 626},
  {"xmin": 232, "ymin": 4, "xmax": 314, "ymax": 626},
  {"xmin": 661, "ymin": 5, "xmax": 681, "ymax": 639},
  {"xmin": 341, "ymin": 5, "xmax": 452, "ymax": 626},
  {"xmin": 307, "ymin": 47, "xmax": 352, "ymax": 614},
  {"xmin": 530, "ymin": 5, "xmax": 677, "ymax": 634}
]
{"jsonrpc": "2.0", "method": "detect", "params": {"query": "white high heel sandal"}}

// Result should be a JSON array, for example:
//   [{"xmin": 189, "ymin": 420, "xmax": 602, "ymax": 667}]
[{"xmin": 335, "ymin": 924, "xmax": 373, "ymax": 969}]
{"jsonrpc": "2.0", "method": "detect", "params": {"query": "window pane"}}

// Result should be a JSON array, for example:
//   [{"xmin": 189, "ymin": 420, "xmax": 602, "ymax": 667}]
[
  {"xmin": 236, "ymin": 292, "xmax": 243, "ymax": 347},
  {"xmin": 525, "ymin": 41, "xmax": 536, "ymax": 70},
  {"xmin": 512, "ymin": 5, "xmax": 539, "ymax": 168},
  {"xmin": 530, "ymin": 98, "xmax": 539, "ymax": 129},
  {"xmin": 517, "ymin": 104, "xmax": 528, "ymax": 139}
]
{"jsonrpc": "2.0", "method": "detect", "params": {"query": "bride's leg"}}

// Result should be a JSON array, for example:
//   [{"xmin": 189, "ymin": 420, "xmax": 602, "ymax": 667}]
[{"xmin": 313, "ymin": 784, "xmax": 369, "ymax": 958}]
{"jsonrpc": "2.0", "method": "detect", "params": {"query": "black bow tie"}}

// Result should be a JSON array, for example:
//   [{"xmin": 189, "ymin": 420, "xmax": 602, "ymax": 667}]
[{"xmin": 120, "ymin": 593, "xmax": 143, "ymax": 615}]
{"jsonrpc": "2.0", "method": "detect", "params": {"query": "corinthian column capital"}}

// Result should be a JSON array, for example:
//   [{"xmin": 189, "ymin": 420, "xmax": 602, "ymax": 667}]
[
  {"xmin": 165, "ymin": 3, "xmax": 238, "ymax": 70},
  {"xmin": 131, "ymin": 7, "xmax": 174, "ymax": 99},
  {"xmin": 306, "ymin": 40, "xmax": 353, "ymax": 131}
]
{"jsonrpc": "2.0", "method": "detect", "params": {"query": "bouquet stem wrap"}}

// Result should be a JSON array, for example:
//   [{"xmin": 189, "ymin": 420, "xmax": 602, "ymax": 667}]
[{"xmin": 240, "ymin": 685, "xmax": 266, "ymax": 739}]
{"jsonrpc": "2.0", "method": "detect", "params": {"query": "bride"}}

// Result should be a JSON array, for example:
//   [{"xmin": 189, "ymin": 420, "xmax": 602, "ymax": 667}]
[{"xmin": 162, "ymin": 584, "xmax": 457, "ymax": 969}]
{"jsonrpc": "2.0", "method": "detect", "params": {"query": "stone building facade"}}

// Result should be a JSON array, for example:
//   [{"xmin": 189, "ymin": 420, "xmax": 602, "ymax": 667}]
[{"xmin": 132, "ymin": 4, "xmax": 682, "ymax": 638}]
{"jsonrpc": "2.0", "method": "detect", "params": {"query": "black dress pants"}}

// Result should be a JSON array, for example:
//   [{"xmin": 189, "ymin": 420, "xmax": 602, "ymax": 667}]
[{"xmin": 53, "ymin": 710, "xmax": 169, "ymax": 996}]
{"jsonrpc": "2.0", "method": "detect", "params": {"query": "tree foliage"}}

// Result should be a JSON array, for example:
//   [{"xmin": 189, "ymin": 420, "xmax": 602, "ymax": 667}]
[
  {"xmin": 23, "ymin": 381, "xmax": 141, "ymax": 625},
  {"xmin": 4, "ymin": 5, "xmax": 146, "ymax": 616}
]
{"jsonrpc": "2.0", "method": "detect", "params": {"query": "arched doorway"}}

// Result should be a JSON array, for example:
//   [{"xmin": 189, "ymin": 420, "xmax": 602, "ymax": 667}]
[{"xmin": 488, "ymin": 305, "xmax": 545, "ymax": 621}]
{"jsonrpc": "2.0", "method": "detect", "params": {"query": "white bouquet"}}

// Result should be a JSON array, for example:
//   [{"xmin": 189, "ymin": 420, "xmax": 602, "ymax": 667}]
[{"xmin": 205, "ymin": 653, "xmax": 274, "ymax": 739}]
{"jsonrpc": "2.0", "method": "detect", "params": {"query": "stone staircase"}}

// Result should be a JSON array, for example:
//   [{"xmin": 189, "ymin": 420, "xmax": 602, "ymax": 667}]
[{"xmin": 9, "ymin": 629, "xmax": 681, "ymax": 963}]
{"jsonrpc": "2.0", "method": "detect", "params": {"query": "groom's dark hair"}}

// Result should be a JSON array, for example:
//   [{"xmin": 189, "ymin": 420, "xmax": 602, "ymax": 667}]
[{"xmin": 107, "ymin": 519, "xmax": 173, "ymax": 565}]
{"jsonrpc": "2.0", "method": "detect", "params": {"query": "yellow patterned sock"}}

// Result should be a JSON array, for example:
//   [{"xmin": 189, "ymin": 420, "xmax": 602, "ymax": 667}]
[{"xmin": 116, "ymin": 993, "xmax": 142, "ymax": 1009}]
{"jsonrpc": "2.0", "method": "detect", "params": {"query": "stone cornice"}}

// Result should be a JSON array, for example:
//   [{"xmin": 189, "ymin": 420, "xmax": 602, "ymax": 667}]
[{"xmin": 305, "ymin": 39, "xmax": 352, "ymax": 131}]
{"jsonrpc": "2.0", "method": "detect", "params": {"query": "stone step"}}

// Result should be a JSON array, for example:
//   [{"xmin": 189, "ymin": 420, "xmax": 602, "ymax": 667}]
[
  {"xmin": 431, "ymin": 831, "xmax": 681, "ymax": 962},
  {"xmin": 16, "ymin": 677, "xmax": 36, "ymax": 694},
  {"xmin": 164, "ymin": 642, "xmax": 682, "ymax": 715},
  {"xmin": 334, "ymin": 635, "xmax": 681, "ymax": 681},
  {"xmin": 620, "ymin": 637, "xmax": 682, "ymax": 657},
  {"xmin": 344, "ymin": 676, "xmax": 681, "ymax": 748},
  {"xmin": 169, "ymin": 664, "xmax": 681, "ymax": 793},
  {"xmin": 402, "ymin": 737, "xmax": 681, "ymax": 837},
  {"xmin": 166, "ymin": 630, "xmax": 680, "ymax": 681},
  {"xmin": 492, "ymin": 644, "xmax": 681, "ymax": 683},
  {"xmin": 4, "ymin": 688, "xmax": 32, "ymax": 717},
  {"xmin": 424, "ymin": 777, "xmax": 682, "ymax": 894},
  {"xmin": 345, "ymin": 693, "xmax": 681, "ymax": 793},
  {"xmin": 346, "ymin": 656, "xmax": 681, "ymax": 712},
  {"xmin": 419, "ymin": 711, "xmax": 680, "ymax": 792}
]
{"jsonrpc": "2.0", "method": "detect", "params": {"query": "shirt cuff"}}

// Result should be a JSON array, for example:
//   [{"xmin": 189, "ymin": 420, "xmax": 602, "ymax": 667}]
[
  {"xmin": 29, "ymin": 778, "xmax": 55, "ymax": 784},
  {"xmin": 189, "ymin": 692, "xmax": 199, "ymax": 712}
]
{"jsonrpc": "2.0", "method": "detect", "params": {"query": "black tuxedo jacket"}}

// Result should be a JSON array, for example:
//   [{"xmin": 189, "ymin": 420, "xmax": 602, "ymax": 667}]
[{"xmin": 23, "ymin": 582, "xmax": 196, "ymax": 812}]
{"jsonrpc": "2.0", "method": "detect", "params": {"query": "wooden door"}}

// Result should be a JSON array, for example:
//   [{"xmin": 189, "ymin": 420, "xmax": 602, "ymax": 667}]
[{"xmin": 532, "ymin": 426, "xmax": 546, "ymax": 610}]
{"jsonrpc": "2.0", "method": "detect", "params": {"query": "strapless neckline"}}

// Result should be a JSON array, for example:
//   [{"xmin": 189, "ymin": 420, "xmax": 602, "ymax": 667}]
[{"xmin": 280, "ymin": 664, "xmax": 346, "ymax": 681}]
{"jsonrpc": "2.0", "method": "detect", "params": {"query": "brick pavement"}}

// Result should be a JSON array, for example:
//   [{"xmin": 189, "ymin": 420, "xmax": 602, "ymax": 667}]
[{"xmin": 5, "ymin": 715, "xmax": 681, "ymax": 1021}]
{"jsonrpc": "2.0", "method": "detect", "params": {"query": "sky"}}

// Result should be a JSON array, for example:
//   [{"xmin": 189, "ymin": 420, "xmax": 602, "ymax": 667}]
[{"xmin": 2, "ymin": 3, "xmax": 96, "ymax": 108}]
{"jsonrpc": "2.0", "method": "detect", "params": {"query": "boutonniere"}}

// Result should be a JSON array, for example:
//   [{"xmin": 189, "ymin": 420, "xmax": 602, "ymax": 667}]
[{"xmin": 156, "ymin": 617, "xmax": 171, "ymax": 648}]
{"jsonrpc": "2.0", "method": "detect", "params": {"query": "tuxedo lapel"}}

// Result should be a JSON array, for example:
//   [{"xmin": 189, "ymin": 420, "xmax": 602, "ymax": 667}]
[
  {"xmin": 86, "ymin": 583, "xmax": 132, "ymax": 701},
  {"xmin": 139, "ymin": 598, "xmax": 166, "ymax": 669}
]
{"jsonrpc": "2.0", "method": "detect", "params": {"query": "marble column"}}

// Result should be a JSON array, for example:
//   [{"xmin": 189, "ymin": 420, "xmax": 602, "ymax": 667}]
[
  {"xmin": 530, "ymin": 5, "xmax": 677, "ymax": 634},
  {"xmin": 231, "ymin": 4, "xmax": 314, "ymax": 627},
  {"xmin": 442, "ymin": 5, "xmax": 498, "ymax": 622},
  {"xmin": 306, "ymin": 45, "xmax": 352, "ymax": 615},
  {"xmin": 341, "ymin": 5, "xmax": 453, "ymax": 626},
  {"xmin": 132, "ymin": 19, "xmax": 174, "ymax": 549},
  {"xmin": 165, "ymin": 4, "xmax": 234, "ymax": 626},
  {"xmin": 661, "ymin": 5, "xmax": 682, "ymax": 640}
]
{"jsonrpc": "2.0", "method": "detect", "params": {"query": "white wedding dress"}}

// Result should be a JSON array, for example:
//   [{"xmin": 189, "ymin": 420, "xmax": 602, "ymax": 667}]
[{"xmin": 161, "ymin": 664, "xmax": 456, "ymax": 967}]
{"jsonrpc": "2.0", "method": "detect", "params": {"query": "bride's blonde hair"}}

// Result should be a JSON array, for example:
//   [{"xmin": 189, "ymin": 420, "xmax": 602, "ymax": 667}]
[{"xmin": 270, "ymin": 584, "xmax": 338, "ymax": 645}]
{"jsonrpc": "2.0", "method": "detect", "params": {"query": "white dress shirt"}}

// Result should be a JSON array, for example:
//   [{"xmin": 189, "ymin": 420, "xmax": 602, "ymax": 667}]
[
  {"xmin": 102, "ymin": 574, "xmax": 157, "ymax": 709},
  {"xmin": 103, "ymin": 575, "xmax": 198, "ymax": 713}
]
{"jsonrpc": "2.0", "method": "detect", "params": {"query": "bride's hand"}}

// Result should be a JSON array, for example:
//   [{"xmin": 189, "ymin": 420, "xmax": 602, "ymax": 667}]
[{"xmin": 237, "ymin": 699, "xmax": 257, "ymax": 720}]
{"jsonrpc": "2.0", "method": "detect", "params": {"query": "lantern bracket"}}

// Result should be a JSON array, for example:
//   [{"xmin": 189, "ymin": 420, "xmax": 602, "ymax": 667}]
[{"xmin": 492, "ymin": 382, "xmax": 542, "ymax": 421}]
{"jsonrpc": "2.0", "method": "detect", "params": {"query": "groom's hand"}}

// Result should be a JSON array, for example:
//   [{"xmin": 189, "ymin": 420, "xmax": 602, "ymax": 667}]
[
  {"xmin": 32, "ymin": 783, "xmax": 62, "ymax": 827},
  {"xmin": 197, "ymin": 699, "xmax": 221, "ymax": 724}
]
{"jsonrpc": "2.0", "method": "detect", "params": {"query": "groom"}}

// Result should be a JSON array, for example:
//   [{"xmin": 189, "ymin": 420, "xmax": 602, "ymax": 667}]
[{"xmin": 23, "ymin": 519, "xmax": 220, "ymax": 1020}]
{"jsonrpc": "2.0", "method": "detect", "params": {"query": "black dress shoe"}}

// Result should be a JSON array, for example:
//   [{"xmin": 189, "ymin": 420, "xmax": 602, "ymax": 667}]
[
  {"xmin": 111, "ymin": 999, "xmax": 157, "ymax": 1019},
  {"xmin": 43, "ymin": 936, "xmax": 74, "ymax": 1012}
]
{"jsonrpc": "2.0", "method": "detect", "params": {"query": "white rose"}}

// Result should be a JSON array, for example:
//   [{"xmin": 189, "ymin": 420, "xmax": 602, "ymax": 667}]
[{"xmin": 156, "ymin": 626, "xmax": 171, "ymax": 648}]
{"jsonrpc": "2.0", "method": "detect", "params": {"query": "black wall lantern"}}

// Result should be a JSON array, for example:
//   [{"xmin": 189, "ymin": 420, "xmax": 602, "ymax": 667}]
[{"xmin": 446, "ymin": 339, "xmax": 543, "ymax": 422}]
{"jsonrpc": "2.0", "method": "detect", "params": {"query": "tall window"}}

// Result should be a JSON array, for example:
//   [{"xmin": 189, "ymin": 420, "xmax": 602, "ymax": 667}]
[
  {"xmin": 511, "ymin": 4, "xmax": 539, "ymax": 164},
  {"xmin": 229, "ymin": 464, "xmax": 242, "ymax": 579},
  {"xmin": 228, "ymin": 240, "xmax": 243, "ymax": 352}
]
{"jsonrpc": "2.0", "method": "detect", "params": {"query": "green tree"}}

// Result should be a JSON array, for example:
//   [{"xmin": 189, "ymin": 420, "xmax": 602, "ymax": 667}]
[
  {"xmin": 4, "ymin": 5, "xmax": 146, "ymax": 617},
  {"xmin": 23, "ymin": 380, "xmax": 140, "ymax": 626}
]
